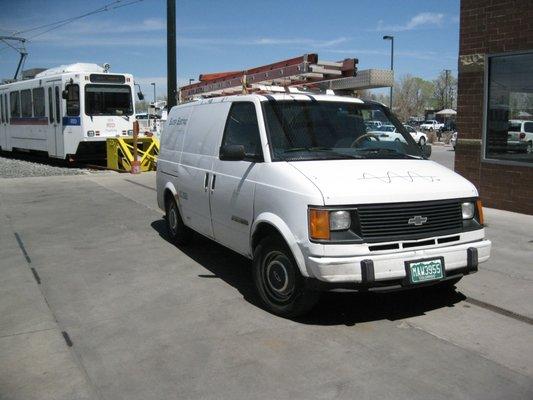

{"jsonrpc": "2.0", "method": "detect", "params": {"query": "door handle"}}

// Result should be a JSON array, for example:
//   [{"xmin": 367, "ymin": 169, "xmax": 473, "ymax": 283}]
[
  {"xmin": 210, "ymin": 174, "xmax": 216, "ymax": 193},
  {"xmin": 204, "ymin": 172, "xmax": 209, "ymax": 192}
]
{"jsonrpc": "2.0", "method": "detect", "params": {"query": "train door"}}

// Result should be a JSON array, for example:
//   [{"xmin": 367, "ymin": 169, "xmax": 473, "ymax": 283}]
[
  {"xmin": 46, "ymin": 86, "xmax": 57, "ymax": 156},
  {"xmin": 53, "ymin": 85, "xmax": 64, "ymax": 158},
  {"xmin": 0, "ymin": 93, "xmax": 7, "ymax": 150}
]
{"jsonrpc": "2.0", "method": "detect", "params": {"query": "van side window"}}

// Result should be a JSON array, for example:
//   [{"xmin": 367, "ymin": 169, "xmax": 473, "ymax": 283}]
[
  {"xmin": 222, "ymin": 102, "xmax": 262, "ymax": 159},
  {"xmin": 33, "ymin": 87, "xmax": 45, "ymax": 117},
  {"xmin": 55, "ymin": 87, "xmax": 61, "ymax": 122},
  {"xmin": 48, "ymin": 87, "xmax": 54, "ymax": 123},
  {"xmin": 21, "ymin": 89, "xmax": 32, "ymax": 117},
  {"xmin": 4, "ymin": 94, "xmax": 7, "ymax": 121},
  {"xmin": 65, "ymin": 84, "xmax": 80, "ymax": 116},
  {"xmin": 10, "ymin": 91, "xmax": 20, "ymax": 118}
]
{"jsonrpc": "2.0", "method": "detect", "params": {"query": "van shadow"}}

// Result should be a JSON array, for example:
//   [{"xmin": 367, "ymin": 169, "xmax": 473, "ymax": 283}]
[{"xmin": 151, "ymin": 219, "xmax": 466, "ymax": 326}]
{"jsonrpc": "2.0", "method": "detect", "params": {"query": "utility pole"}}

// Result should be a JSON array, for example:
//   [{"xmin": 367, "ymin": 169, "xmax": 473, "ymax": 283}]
[
  {"xmin": 444, "ymin": 69, "xmax": 451, "ymax": 109},
  {"xmin": 167, "ymin": 0, "xmax": 177, "ymax": 108},
  {"xmin": 383, "ymin": 35, "xmax": 394, "ymax": 109}
]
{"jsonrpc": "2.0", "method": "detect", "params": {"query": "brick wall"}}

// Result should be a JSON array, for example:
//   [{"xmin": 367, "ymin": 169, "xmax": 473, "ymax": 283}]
[{"xmin": 455, "ymin": 0, "xmax": 533, "ymax": 215}]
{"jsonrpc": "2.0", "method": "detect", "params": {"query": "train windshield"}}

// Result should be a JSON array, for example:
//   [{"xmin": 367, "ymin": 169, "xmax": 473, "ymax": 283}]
[{"xmin": 85, "ymin": 84, "xmax": 133, "ymax": 116}]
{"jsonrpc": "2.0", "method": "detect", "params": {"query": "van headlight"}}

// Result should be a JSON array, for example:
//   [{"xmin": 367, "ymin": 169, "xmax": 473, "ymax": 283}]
[
  {"xmin": 461, "ymin": 202, "xmax": 475, "ymax": 219},
  {"xmin": 329, "ymin": 210, "xmax": 351, "ymax": 231},
  {"xmin": 87, "ymin": 130, "xmax": 95, "ymax": 137},
  {"xmin": 309, "ymin": 208, "xmax": 351, "ymax": 240}
]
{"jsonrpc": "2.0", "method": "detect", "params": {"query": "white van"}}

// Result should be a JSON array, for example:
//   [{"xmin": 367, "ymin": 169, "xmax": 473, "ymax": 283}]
[{"xmin": 156, "ymin": 94, "xmax": 491, "ymax": 317}]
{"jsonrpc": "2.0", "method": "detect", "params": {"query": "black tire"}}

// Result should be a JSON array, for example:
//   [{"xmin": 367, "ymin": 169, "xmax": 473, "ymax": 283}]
[
  {"xmin": 253, "ymin": 236, "xmax": 320, "ymax": 318},
  {"xmin": 435, "ymin": 277, "xmax": 462, "ymax": 291},
  {"xmin": 419, "ymin": 136, "xmax": 426, "ymax": 146},
  {"xmin": 165, "ymin": 195, "xmax": 192, "ymax": 245}
]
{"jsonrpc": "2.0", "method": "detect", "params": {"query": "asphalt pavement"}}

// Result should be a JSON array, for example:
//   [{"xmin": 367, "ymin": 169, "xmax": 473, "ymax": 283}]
[{"xmin": 0, "ymin": 151, "xmax": 532, "ymax": 400}]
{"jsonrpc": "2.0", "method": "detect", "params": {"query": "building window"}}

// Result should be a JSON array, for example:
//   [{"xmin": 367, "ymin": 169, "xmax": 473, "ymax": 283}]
[
  {"xmin": 21, "ymin": 89, "xmax": 32, "ymax": 118},
  {"xmin": 485, "ymin": 52, "xmax": 533, "ymax": 164},
  {"xmin": 33, "ymin": 87, "xmax": 45, "ymax": 117}
]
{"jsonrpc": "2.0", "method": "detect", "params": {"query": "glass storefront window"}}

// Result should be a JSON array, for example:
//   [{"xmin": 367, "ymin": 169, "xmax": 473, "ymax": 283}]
[{"xmin": 485, "ymin": 52, "xmax": 533, "ymax": 164}]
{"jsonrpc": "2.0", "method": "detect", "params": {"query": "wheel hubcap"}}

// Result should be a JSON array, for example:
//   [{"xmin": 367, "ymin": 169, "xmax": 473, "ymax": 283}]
[
  {"xmin": 168, "ymin": 205, "xmax": 178, "ymax": 234},
  {"xmin": 262, "ymin": 251, "xmax": 295, "ymax": 303}
]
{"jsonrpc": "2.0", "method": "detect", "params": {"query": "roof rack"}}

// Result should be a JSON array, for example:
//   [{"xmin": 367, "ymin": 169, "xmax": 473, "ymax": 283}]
[{"xmin": 179, "ymin": 54, "xmax": 358, "ymax": 102}]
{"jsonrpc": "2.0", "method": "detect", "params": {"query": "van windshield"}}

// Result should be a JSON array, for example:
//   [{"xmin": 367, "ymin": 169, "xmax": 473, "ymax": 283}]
[
  {"xmin": 85, "ymin": 84, "xmax": 133, "ymax": 116},
  {"xmin": 262, "ymin": 100, "xmax": 423, "ymax": 161}
]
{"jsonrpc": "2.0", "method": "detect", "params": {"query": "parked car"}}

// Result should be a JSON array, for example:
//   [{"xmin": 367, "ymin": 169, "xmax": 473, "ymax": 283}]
[
  {"xmin": 420, "ymin": 120, "xmax": 444, "ymax": 131},
  {"xmin": 400, "ymin": 125, "xmax": 428, "ymax": 145},
  {"xmin": 451, "ymin": 131, "xmax": 458, "ymax": 150},
  {"xmin": 507, "ymin": 119, "xmax": 533, "ymax": 153},
  {"xmin": 156, "ymin": 93, "xmax": 491, "ymax": 317},
  {"xmin": 370, "ymin": 124, "xmax": 405, "ymax": 141}
]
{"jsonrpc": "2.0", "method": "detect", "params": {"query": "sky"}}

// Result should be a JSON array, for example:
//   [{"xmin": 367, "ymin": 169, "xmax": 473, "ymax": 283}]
[{"xmin": 0, "ymin": 0, "xmax": 460, "ymax": 99}]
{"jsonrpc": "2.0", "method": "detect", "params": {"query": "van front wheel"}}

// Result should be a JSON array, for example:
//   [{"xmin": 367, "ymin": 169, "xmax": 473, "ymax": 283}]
[
  {"xmin": 165, "ymin": 196, "xmax": 192, "ymax": 245},
  {"xmin": 253, "ymin": 237, "xmax": 319, "ymax": 318}
]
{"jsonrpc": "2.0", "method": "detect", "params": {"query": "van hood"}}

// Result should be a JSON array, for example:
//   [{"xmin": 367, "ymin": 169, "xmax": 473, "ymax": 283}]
[{"xmin": 288, "ymin": 159, "xmax": 478, "ymax": 205}]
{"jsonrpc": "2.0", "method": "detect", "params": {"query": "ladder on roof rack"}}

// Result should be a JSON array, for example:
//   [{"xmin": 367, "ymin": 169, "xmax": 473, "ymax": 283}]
[{"xmin": 179, "ymin": 54, "xmax": 358, "ymax": 102}]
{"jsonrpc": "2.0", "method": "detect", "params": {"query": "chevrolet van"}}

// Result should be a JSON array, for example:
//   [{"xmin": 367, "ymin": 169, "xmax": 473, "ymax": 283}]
[{"xmin": 156, "ymin": 94, "xmax": 491, "ymax": 317}]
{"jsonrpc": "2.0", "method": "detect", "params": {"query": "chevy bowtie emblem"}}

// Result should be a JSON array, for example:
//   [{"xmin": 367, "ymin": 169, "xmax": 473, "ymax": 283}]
[{"xmin": 408, "ymin": 215, "xmax": 428, "ymax": 226}]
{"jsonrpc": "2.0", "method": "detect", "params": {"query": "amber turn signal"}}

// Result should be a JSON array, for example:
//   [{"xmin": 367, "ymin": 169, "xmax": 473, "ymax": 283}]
[
  {"xmin": 476, "ymin": 199, "xmax": 484, "ymax": 225},
  {"xmin": 309, "ymin": 208, "xmax": 330, "ymax": 240}
]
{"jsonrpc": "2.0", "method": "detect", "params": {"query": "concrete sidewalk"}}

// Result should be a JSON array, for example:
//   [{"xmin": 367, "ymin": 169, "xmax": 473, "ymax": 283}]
[{"xmin": 0, "ymin": 172, "xmax": 531, "ymax": 400}]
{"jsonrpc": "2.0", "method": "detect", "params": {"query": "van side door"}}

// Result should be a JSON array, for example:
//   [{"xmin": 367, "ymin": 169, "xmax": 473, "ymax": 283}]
[
  {"xmin": 177, "ymin": 102, "xmax": 230, "ymax": 238},
  {"xmin": 210, "ymin": 102, "xmax": 263, "ymax": 256}
]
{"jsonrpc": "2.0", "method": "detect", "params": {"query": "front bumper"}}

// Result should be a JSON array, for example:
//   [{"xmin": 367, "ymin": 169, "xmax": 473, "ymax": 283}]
[{"xmin": 306, "ymin": 239, "xmax": 491, "ymax": 288}]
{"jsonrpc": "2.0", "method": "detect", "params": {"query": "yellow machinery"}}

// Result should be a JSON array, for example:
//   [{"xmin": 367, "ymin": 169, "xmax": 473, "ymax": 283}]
[{"xmin": 106, "ymin": 136, "xmax": 159, "ymax": 172}]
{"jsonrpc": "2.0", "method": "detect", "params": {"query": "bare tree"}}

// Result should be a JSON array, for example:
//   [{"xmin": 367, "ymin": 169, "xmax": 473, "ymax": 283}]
[
  {"xmin": 433, "ymin": 70, "xmax": 457, "ymax": 110},
  {"xmin": 393, "ymin": 75, "xmax": 434, "ymax": 121}
]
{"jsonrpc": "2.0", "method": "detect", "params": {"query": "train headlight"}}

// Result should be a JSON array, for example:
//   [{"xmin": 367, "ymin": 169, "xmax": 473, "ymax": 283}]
[{"xmin": 87, "ymin": 130, "xmax": 95, "ymax": 137}]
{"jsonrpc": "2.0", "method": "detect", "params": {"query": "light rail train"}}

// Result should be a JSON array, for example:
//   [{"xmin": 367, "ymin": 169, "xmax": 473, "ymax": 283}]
[{"xmin": 0, "ymin": 63, "xmax": 137, "ymax": 161}]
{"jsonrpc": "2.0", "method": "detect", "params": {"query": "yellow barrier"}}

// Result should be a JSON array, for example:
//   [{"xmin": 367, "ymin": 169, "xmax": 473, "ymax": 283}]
[{"xmin": 106, "ymin": 136, "xmax": 159, "ymax": 172}]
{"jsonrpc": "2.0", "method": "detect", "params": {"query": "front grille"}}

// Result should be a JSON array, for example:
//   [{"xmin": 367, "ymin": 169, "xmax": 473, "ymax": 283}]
[{"xmin": 355, "ymin": 200, "xmax": 463, "ymax": 242}]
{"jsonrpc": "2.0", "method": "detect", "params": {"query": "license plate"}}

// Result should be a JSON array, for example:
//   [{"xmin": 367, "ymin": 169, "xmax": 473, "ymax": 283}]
[{"xmin": 407, "ymin": 258, "xmax": 444, "ymax": 284}]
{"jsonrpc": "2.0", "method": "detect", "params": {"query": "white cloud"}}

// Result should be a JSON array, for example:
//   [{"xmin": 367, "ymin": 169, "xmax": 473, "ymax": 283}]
[{"xmin": 376, "ymin": 12, "xmax": 445, "ymax": 32}]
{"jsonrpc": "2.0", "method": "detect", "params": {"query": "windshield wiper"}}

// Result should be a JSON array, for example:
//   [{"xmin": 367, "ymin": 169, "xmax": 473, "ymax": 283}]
[
  {"xmin": 282, "ymin": 147, "xmax": 362, "ymax": 160},
  {"xmin": 284, "ymin": 146, "xmax": 333, "ymax": 153},
  {"xmin": 356, "ymin": 148, "xmax": 421, "ymax": 159}
]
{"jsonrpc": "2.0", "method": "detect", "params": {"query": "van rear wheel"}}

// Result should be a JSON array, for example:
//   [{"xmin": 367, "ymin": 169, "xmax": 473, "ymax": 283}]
[
  {"xmin": 253, "ymin": 237, "xmax": 319, "ymax": 318},
  {"xmin": 165, "ymin": 196, "xmax": 192, "ymax": 245}
]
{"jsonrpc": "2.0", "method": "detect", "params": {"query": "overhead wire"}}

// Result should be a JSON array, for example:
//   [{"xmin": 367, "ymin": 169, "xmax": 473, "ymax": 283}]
[{"xmin": 0, "ymin": 0, "xmax": 144, "ymax": 53}]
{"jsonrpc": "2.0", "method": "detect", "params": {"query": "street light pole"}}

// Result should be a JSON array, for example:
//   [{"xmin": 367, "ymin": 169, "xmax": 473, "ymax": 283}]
[
  {"xmin": 151, "ymin": 82, "xmax": 156, "ymax": 103},
  {"xmin": 383, "ymin": 35, "xmax": 394, "ymax": 109},
  {"xmin": 167, "ymin": 0, "xmax": 177, "ymax": 108}
]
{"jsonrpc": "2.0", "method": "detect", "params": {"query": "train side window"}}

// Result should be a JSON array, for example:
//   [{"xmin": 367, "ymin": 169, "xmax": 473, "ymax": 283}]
[
  {"xmin": 10, "ymin": 92, "xmax": 20, "ymax": 118},
  {"xmin": 48, "ymin": 87, "xmax": 54, "ymax": 123},
  {"xmin": 0, "ymin": 95, "xmax": 3, "ymax": 123},
  {"xmin": 55, "ymin": 87, "xmax": 61, "ymax": 122},
  {"xmin": 65, "ymin": 84, "xmax": 80, "ymax": 116},
  {"xmin": 4, "ymin": 94, "xmax": 8, "ymax": 121},
  {"xmin": 33, "ymin": 87, "xmax": 45, "ymax": 117},
  {"xmin": 21, "ymin": 89, "xmax": 32, "ymax": 118}
]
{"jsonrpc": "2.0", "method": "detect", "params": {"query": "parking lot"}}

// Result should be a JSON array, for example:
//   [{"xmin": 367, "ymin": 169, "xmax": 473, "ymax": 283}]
[{"xmin": 0, "ymin": 147, "xmax": 532, "ymax": 400}]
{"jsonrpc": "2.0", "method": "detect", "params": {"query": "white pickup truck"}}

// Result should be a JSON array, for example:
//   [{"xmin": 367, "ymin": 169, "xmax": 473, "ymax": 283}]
[{"xmin": 420, "ymin": 120, "xmax": 444, "ymax": 131}]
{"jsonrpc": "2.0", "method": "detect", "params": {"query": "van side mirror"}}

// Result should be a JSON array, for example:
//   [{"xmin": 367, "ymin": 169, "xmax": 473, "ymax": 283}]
[
  {"xmin": 137, "ymin": 91, "xmax": 144, "ymax": 101},
  {"xmin": 62, "ymin": 89, "xmax": 68, "ymax": 100},
  {"xmin": 421, "ymin": 144, "xmax": 432, "ymax": 158},
  {"xmin": 220, "ymin": 144, "xmax": 245, "ymax": 161}
]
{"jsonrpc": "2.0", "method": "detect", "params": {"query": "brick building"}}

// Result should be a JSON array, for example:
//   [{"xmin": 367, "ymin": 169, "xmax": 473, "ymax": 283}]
[{"xmin": 455, "ymin": 0, "xmax": 533, "ymax": 214}]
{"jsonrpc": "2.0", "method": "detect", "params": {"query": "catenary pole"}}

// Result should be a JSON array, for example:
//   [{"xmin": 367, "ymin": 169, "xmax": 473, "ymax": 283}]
[{"xmin": 167, "ymin": 0, "xmax": 177, "ymax": 108}]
